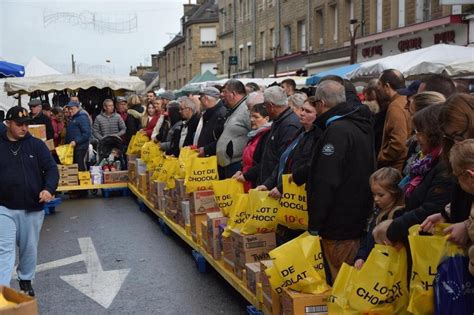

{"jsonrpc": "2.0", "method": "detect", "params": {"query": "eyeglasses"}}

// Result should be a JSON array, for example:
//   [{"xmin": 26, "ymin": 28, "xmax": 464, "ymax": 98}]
[
  {"xmin": 442, "ymin": 127, "xmax": 468, "ymax": 143},
  {"xmin": 179, "ymin": 107, "xmax": 189, "ymax": 112}
]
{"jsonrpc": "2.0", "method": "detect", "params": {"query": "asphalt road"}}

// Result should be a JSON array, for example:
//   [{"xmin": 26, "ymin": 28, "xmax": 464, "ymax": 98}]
[{"xmin": 10, "ymin": 194, "xmax": 247, "ymax": 314}]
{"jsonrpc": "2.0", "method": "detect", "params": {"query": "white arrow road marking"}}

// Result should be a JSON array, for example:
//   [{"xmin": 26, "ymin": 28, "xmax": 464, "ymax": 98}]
[
  {"xmin": 60, "ymin": 237, "xmax": 130, "ymax": 309},
  {"xmin": 12, "ymin": 254, "xmax": 84, "ymax": 279}
]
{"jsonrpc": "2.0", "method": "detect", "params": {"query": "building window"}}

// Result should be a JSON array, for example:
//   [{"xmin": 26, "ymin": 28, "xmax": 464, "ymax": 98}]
[
  {"xmin": 200, "ymin": 27, "xmax": 216, "ymax": 46},
  {"xmin": 330, "ymin": 5, "xmax": 338, "ymax": 42},
  {"xmin": 188, "ymin": 29, "xmax": 192, "ymax": 49},
  {"xmin": 239, "ymin": 0, "xmax": 244, "ymax": 23},
  {"xmin": 376, "ymin": 0, "xmax": 383, "ymax": 33},
  {"xmin": 283, "ymin": 25, "xmax": 291, "ymax": 54},
  {"xmin": 398, "ymin": 0, "xmax": 405, "ymax": 27},
  {"xmin": 239, "ymin": 47, "xmax": 243, "ymax": 70},
  {"xmin": 270, "ymin": 28, "xmax": 276, "ymax": 49},
  {"xmin": 416, "ymin": 0, "xmax": 431, "ymax": 22},
  {"xmin": 228, "ymin": 4, "xmax": 233, "ymax": 30},
  {"xmin": 317, "ymin": 9, "xmax": 324, "ymax": 45},
  {"xmin": 346, "ymin": 0, "xmax": 355, "ymax": 33},
  {"xmin": 246, "ymin": 0, "xmax": 251, "ymax": 19},
  {"xmin": 247, "ymin": 44, "xmax": 251, "ymax": 67},
  {"xmin": 297, "ymin": 20, "xmax": 306, "ymax": 51},
  {"xmin": 260, "ymin": 31, "xmax": 266, "ymax": 60},
  {"xmin": 258, "ymin": 0, "xmax": 265, "ymax": 11},
  {"xmin": 201, "ymin": 63, "xmax": 217, "ymax": 74},
  {"xmin": 221, "ymin": 51, "xmax": 225, "ymax": 73}
]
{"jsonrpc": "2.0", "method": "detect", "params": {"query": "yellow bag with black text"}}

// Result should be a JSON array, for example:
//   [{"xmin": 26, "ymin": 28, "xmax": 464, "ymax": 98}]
[
  {"xmin": 277, "ymin": 174, "xmax": 308, "ymax": 230},
  {"xmin": 347, "ymin": 244, "xmax": 409, "ymax": 314},
  {"xmin": 267, "ymin": 232, "xmax": 329, "ymax": 294},
  {"xmin": 149, "ymin": 153, "xmax": 165, "ymax": 174},
  {"xmin": 129, "ymin": 132, "xmax": 149, "ymax": 154},
  {"xmin": 126, "ymin": 135, "xmax": 136, "ymax": 155},
  {"xmin": 155, "ymin": 156, "xmax": 179, "ymax": 189},
  {"xmin": 140, "ymin": 141, "xmax": 161, "ymax": 164},
  {"xmin": 407, "ymin": 224, "xmax": 461, "ymax": 315},
  {"xmin": 211, "ymin": 178, "xmax": 245, "ymax": 216},
  {"xmin": 328, "ymin": 263, "xmax": 357, "ymax": 314},
  {"xmin": 184, "ymin": 155, "xmax": 219, "ymax": 193},
  {"xmin": 177, "ymin": 146, "xmax": 198, "ymax": 179},
  {"xmin": 222, "ymin": 193, "xmax": 250, "ymax": 238},
  {"xmin": 56, "ymin": 144, "xmax": 74, "ymax": 165},
  {"xmin": 240, "ymin": 189, "xmax": 280, "ymax": 235}
]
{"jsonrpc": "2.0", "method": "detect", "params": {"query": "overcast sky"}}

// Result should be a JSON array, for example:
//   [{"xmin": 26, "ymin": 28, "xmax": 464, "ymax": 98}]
[{"xmin": 0, "ymin": 0, "xmax": 195, "ymax": 75}]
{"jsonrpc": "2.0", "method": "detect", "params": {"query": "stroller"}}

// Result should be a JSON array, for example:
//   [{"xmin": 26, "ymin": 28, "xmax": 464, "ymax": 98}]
[{"xmin": 95, "ymin": 136, "xmax": 126, "ymax": 171}]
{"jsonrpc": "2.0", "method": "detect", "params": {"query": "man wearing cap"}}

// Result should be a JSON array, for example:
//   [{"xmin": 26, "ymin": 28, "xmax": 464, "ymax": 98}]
[
  {"xmin": 194, "ymin": 87, "xmax": 227, "ymax": 157},
  {"xmin": 0, "ymin": 106, "xmax": 59, "ymax": 295},
  {"xmin": 28, "ymin": 99, "xmax": 54, "ymax": 140},
  {"xmin": 160, "ymin": 90, "xmax": 176, "ymax": 109},
  {"xmin": 65, "ymin": 101, "xmax": 92, "ymax": 171}
]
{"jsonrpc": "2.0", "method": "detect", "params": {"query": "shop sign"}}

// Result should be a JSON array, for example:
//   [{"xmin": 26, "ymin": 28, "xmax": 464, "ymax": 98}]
[
  {"xmin": 434, "ymin": 30, "xmax": 456, "ymax": 44},
  {"xmin": 398, "ymin": 37, "xmax": 422, "ymax": 52},
  {"xmin": 361, "ymin": 45, "xmax": 383, "ymax": 58}
]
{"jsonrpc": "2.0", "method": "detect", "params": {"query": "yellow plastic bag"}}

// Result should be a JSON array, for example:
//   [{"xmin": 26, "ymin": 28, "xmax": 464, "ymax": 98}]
[
  {"xmin": 407, "ymin": 224, "xmax": 458, "ymax": 315},
  {"xmin": 129, "ymin": 132, "xmax": 149, "ymax": 154},
  {"xmin": 222, "ymin": 193, "xmax": 250, "ymax": 238},
  {"xmin": 184, "ymin": 155, "xmax": 219, "ymax": 193},
  {"xmin": 126, "ymin": 135, "xmax": 135, "ymax": 155},
  {"xmin": 155, "ymin": 156, "xmax": 179, "ymax": 189},
  {"xmin": 149, "ymin": 153, "xmax": 165, "ymax": 174},
  {"xmin": 277, "ymin": 174, "xmax": 308, "ymax": 230},
  {"xmin": 177, "ymin": 146, "xmax": 198, "ymax": 179},
  {"xmin": 240, "ymin": 189, "xmax": 280, "ymax": 235},
  {"xmin": 141, "ymin": 141, "xmax": 161, "ymax": 163},
  {"xmin": 348, "ymin": 244, "xmax": 408, "ymax": 314},
  {"xmin": 328, "ymin": 263, "xmax": 356, "ymax": 314},
  {"xmin": 56, "ymin": 144, "xmax": 74, "ymax": 165},
  {"xmin": 267, "ymin": 232, "xmax": 329, "ymax": 294},
  {"xmin": 211, "ymin": 179, "xmax": 245, "ymax": 216}
]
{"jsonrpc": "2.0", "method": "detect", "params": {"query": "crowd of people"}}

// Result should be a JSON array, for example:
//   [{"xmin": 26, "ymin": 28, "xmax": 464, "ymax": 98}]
[{"xmin": 0, "ymin": 73, "xmax": 473, "ymax": 300}]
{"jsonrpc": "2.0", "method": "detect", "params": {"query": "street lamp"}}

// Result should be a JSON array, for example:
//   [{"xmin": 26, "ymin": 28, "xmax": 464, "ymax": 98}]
[{"xmin": 349, "ymin": 19, "xmax": 360, "ymax": 65}]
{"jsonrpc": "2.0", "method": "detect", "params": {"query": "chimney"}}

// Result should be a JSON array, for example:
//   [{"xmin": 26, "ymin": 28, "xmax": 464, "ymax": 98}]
[{"xmin": 183, "ymin": 3, "xmax": 195, "ymax": 15}]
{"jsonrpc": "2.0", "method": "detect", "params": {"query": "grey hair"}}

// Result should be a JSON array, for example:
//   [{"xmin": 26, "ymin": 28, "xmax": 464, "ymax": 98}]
[
  {"xmin": 102, "ymin": 99, "xmax": 114, "ymax": 107},
  {"xmin": 247, "ymin": 91, "xmax": 264, "ymax": 107},
  {"xmin": 178, "ymin": 96, "xmax": 196, "ymax": 113},
  {"xmin": 315, "ymin": 80, "xmax": 346, "ymax": 108},
  {"xmin": 264, "ymin": 86, "xmax": 288, "ymax": 107},
  {"xmin": 288, "ymin": 93, "xmax": 307, "ymax": 109}
]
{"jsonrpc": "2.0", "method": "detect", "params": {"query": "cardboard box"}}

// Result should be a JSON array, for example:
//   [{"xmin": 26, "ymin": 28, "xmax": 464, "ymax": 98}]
[
  {"xmin": 135, "ymin": 158, "xmax": 147, "ymax": 175},
  {"xmin": 201, "ymin": 221, "xmax": 209, "ymax": 252},
  {"xmin": 190, "ymin": 213, "xmax": 207, "ymax": 243},
  {"xmin": 0, "ymin": 286, "xmax": 39, "ymax": 315},
  {"xmin": 281, "ymin": 288, "xmax": 329, "ymax": 315},
  {"xmin": 260, "ymin": 260, "xmax": 281, "ymax": 315},
  {"xmin": 206, "ymin": 212, "xmax": 227, "ymax": 260},
  {"xmin": 58, "ymin": 179, "xmax": 79, "ymax": 186},
  {"xmin": 182, "ymin": 201, "xmax": 191, "ymax": 225},
  {"xmin": 57, "ymin": 164, "xmax": 78, "ymax": 172},
  {"xmin": 80, "ymin": 179, "xmax": 92, "ymax": 186},
  {"xmin": 103, "ymin": 171, "xmax": 129, "ymax": 184},
  {"xmin": 245, "ymin": 262, "xmax": 262, "ymax": 294},
  {"xmin": 235, "ymin": 248, "xmax": 273, "ymax": 267},
  {"xmin": 223, "ymin": 255, "xmax": 235, "ymax": 273},
  {"xmin": 59, "ymin": 173, "xmax": 78, "ymax": 180},
  {"xmin": 28, "ymin": 124, "xmax": 46, "ymax": 141},
  {"xmin": 157, "ymin": 197, "xmax": 166, "ymax": 212},
  {"xmin": 138, "ymin": 174, "xmax": 148, "ymax": 194},
  {"xmin": 164, "ymin": 195, "xmax": 177, "ymax": 211},
  {"xmin": 90, "ymin": 172, "xmax": 103, "ymax": 185},
  {"xmin": 231, "ymin": 230, "xmax": 277, "ymax": 251},
  {"xmin": 78, "ymin": 171, "xmax": 91, "ymax": 180},
  {"xmin": 190, "ymin": 190, "xmax": 220, "ymax": 214},
  {"xmin": 90, "ymin": 166, "xmax": 102, "ymax": 173},
  {"xmin": 44, "ymin": 139, "xmax": 55, "ymax": 151},
  {"xmin": 155, "ymin": 181, "xmax": 166, "ymax": 197}
]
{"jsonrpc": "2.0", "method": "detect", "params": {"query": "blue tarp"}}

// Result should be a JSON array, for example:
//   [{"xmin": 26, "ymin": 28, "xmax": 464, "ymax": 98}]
[
  {"xmin": 306, "ymin": 63, "xmax": 360, "ymax": 85},
  {"xmin": 0, "ymin": 61, "xmax": 25, "ymax": 78}
]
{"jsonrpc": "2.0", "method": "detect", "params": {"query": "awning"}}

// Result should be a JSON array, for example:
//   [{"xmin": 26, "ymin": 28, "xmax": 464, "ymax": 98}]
[
  {"xmin": 0, "ymin": 61, "xmax": 25, "ymax": 78},
  {"xmin": 306, "ymin": 63, "xmax": 360, "ymax": 85}
]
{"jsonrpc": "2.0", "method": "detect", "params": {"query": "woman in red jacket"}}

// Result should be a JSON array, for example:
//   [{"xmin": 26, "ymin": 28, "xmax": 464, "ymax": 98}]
[
  {"xmin": 234, "ymin": 103, "xmax": 271, "ymax": 192},
  {"xmin": 141, "ymin": 102, "xmax": 160, "ymax": 138}
]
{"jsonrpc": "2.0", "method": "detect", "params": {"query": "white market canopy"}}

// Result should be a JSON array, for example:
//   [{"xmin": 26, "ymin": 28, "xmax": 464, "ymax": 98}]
[
  {"xmin": 188, "ymin": 76, "xmax": 309, "ymax": 89},
  {"xmin": 4, "ymin": 73, "xmax": 146, "ymax": 95},
  {"xmin": 25, "ymin": 56, "xmax": 61, "ymax": 77},
  {"xmin": 346, "ymin": 44, "xmax": 474, "ymax": 80}
]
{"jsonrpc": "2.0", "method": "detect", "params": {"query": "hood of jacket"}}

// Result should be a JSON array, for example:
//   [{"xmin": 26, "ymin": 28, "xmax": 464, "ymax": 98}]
[{"xmin": 315, "ymin": 102, "xmax": 373, "ymax": 135}]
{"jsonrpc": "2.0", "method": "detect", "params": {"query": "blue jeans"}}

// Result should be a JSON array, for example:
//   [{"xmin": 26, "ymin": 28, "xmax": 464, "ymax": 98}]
[{"xmin": 0, "ymin": 206, "xmax": 44, "ymax": 286}]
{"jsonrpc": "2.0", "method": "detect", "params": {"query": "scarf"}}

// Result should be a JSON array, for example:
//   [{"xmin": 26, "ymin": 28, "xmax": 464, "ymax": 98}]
[
  {"xmin": 247, "ymin": 122, "xmax": 272, "ymax": 139},
  {"xmin": 400, "ymin": 146, "xmax": 442, "ymax": 197}
]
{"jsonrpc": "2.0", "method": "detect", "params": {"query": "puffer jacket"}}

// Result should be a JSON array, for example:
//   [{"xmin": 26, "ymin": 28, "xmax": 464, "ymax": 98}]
[{"xmin": 65, "ymin": 110, "xmax": 91, "ymax": 150}]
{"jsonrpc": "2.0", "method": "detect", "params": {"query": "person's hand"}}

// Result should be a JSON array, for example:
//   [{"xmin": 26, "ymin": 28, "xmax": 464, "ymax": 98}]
[
  {"xmin": 372, "ymin": 219, "xmax": 393, "ymax": 245},
  {"xmin": 256, "ymin": 185, "xmax": 268, "ymax": 191},
  {"xmin": 39, "ymin": 190, "xmax": 53, "ymax": 203},
  {"xmin": 268, "ymin": 187, "xmax": 281, "ymax": 199},
  {"xmin": 444, "ymin": 222, "xmax": 469, "ymax": 246},
  {"xmin": 233, "ymin": 171, "xmax": 245, "ymax": 183},
  {"xmin": 139, "ymin": 129, "xmax": 146, "ymax": 134},
  {"xmin": 197, "ymin": 147, "xmax": 205, "ymax": 157},
  {"xmin": 354, "ymin": 259, "xmax": 365, "ymax": 270},
  {"xmin": 70, "ymin": 141, "xmax": 76, "ymax": 147},
  {"xmin": 420, "ymin": 213, "xmax": 446, "ymax": 234}
]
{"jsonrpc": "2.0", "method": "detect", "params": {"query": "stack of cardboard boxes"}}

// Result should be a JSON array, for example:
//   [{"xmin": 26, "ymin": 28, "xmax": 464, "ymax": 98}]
[
  {"xmin": 103, "ymin": 171, "xmax": 128, "ymax": 184},
  {"xmin": 189, "ymin": 190, "xmax": 220, "ymax": 243},
  {"xmin": 57, "ymin": 164, "xmax": 79, "ymax": 186},
  {"xmin": 260, "ymin": 260, "xmax": 281, "ymax": 315},
  {"xmin": 78, "ymin": 171, "xmax": 91, "ymax": 186}
]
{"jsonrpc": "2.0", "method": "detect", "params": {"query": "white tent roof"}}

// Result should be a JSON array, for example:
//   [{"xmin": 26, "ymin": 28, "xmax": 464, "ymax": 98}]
[
  {"xmin": 25, "ymin": 56, "xmax": 61, "ymax": 77},
  {"xmin": 347, "ymin": 44, "xmax": 474, "ymax": 80},
  {"xmin": 4, "ymin": 73, "xmax": 146, "ymax": 95},
  {"xmin": 188, "ymin": 76, "xmax": 309, "ymax": 89}
]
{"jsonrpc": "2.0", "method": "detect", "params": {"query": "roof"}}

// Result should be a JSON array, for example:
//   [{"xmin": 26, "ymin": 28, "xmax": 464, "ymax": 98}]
[
  {"xmin": 185, "ymin": 0, "xmax": 218, "ymax": 26},
  {"xmin": 163, "ymin": 34, "xmax": 185, "ymax": 50}
]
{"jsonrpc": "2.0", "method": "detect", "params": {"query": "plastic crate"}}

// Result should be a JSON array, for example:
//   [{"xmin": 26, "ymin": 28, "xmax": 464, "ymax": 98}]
[
  {"xmin": 158, "ymin": 218, "xmax": 172, "ymax": 235},
  {"xmin": 246, "ymin": 305, "xmax": 263, "ymax": 315},
  {"xmin": 192, "ymin": 250, "xmax": 207, "ymax": 273},
  {"xmin": 102, "ymin": 187, "xmax": 130, "ymax": 198}
]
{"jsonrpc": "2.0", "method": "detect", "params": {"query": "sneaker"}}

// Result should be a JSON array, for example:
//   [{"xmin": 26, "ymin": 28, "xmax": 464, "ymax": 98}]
[{"xmin": 18, "ymin": 280, "xmax": 35, "ymax": 297}]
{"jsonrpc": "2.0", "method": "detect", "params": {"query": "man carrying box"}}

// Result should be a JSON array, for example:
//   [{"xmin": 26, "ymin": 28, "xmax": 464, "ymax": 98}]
[
  {"xmin": 28, "ymin": 99, "xmax": 54, "ymax": 140},
  {"xmin": 0, "ymin": 107, "xmax": 59, "ymax": 296}
]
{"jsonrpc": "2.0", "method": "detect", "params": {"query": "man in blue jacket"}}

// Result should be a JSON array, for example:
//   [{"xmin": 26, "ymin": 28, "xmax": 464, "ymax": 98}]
[
  {"xmin": 65, "ymin": 101, "xmax": 92, "ymax": 171},
  {"xmin": 0, "ymin": 106, "xmax": 59, "ymax": 296}
]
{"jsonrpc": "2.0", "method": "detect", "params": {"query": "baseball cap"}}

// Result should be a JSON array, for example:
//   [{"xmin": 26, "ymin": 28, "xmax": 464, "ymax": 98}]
[
  {"xmin": 200, "ymin": 87, "xmax": 220, "ymax": 99},
  {"xmin": 6, "ymin": 106, "xmax": 31, "ymax": 124},
  {"xmin": 398, "ymin": 80, "xmax": 421, "ymax": 97},
  {"xmin": 116, "ymin": 96, "xmax": 127, "ymax": 103},
  {"xmin": 160, "ymin": 90, "xmax": 176, "ymax": 101},
  {"xmin": 28, "ymin": 99, "xmax": 42, "ymax": 107},
  {"xmin": 65, "ymin": 101, "xmax": 80, "ymax": 107}
]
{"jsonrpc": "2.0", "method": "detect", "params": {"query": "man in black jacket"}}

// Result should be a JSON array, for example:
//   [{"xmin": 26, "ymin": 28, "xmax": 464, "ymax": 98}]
[
  {"xmin": 306, "ymin": 80, "xmax": 375, "ymax": 282},
  {"xmin": 28, "ymin": 99, "xmax": 54, "ymax": 140},
  {"xmin": 254, "ymin": 86, "xmax": 301, "ymax": 187},
  {"xmin": 167, "ymin": 96, "xmax": 201, "ymax": 157},
  {"xmin": 195, "ymin": 87, "xmax": 227, "ymax": 157},
  {"xmin": 0, "ymin": 106, "xmax": 59, "ymax": 295}
]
